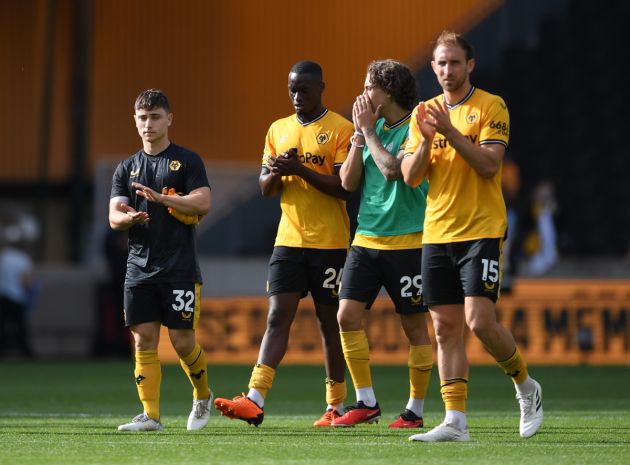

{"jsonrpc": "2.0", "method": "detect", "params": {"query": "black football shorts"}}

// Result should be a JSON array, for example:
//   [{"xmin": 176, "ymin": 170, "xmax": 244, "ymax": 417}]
[
  {"xmin": 124, "ymin": 281, "xmax": 201, "ymax": 329},
  {"xmin": 267, "ymin": 246, "xmax": 347, "ymax": 305},
  {"xmin": 422, "ymin": 238, "xmax": 503, "ymax": 306},
  {"xmin": 339, "ymin": 245, "xmax": 427, "ymax": 314}
]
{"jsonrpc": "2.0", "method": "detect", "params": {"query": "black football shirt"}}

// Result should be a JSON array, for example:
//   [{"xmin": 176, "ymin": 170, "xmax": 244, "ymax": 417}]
[{"xmin": 110, "ymin": 143, "xmax": 210, "ymax": 284}]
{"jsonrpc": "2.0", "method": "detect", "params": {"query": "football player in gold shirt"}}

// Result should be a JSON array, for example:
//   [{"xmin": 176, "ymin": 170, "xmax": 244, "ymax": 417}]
[
  {"xmin": 214, "ymin": 61, "xmax": 352, "ymax": 427},
  {"xmin": 402, "ymin": 31, "xmax": 543, "ymax": 442}
]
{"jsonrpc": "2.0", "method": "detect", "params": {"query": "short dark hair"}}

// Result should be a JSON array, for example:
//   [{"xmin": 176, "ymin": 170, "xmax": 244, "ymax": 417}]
[
  {"xmin": 134, "ymin": 89, "xmax": 170, "ymax": 112},
  {"xmin": 367, "ymin": 59, "xmax": 417, "ymax": 111},
  {"xmin": 289, "ymin": 60, "xmax": 323, "ymax": 79},
  {"xmin": 433, "ymin": 30, "xmax": 474, "ymax": 61}
]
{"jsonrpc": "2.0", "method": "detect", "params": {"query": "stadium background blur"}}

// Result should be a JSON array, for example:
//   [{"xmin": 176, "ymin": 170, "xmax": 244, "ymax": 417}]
[{"xmin": 0, "ymin": 0, "xmax": 628, "ymax": 364}]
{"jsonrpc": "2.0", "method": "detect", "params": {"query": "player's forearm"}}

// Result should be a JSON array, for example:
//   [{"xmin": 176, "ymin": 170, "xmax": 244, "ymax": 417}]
[
  {"xmin": 299, "ymin": 168, "xmax": 349, "ymax": 200},
  {"xmin": 109, "ymin": 211, "xmax": 135, "ymax": 231},
  {"xmin": 340, "ymin": 145, "xmax": 364, "ymax": 192},
  {"xmin": 364, "ymin": 128, "xmax": 401, "ymax": 181},
  {"xmin": 259, "ymin": 170, "xmax": 282, "ymax": 197},
  {"xmin": 446, "ymin": 130, "xmax": 501, "ymax": 178},
  {"xmin": 402, "ymin": 140, "xmax": 431, "ymax": 188},
  {"xmin": 161, "ymin": 188, "xmax": 211, "ymax": 215}
]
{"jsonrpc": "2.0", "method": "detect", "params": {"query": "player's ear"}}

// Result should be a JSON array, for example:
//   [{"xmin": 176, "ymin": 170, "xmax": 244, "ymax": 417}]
[
  {"xmin": 467, "ymin": 58, "xmax": 476, "ymax": 74},
  {"xmin": 167, "ymin": 112, "xmax": 173, "ymax": 126},
  {"xmin": 430, "ymin": 61, "xmax": 438, "ymax": 75}
]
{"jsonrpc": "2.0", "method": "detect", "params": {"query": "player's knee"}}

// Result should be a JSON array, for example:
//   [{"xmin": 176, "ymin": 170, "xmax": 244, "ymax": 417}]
[
  {"xmin": 130, "ymin": 328, "xmax": 159, "ymax": 351},
  {"xmin": 401, "ymin": 313, "xmax": 428, "ymax": 337},
  {"xmin": 133, "ymin": 339, "xmax": 155, "ymax": 352},
  {"xmin": 316, "ymin": 315, "xmax": 338, "ymax": 335},
  {"xmin": 170, "ymin": 339, "xmax": 189, "ymax": 357},
  {"xmin": 432, "ymin": 319, "xmax": 460, "ymax": 346},
  {"xmin": 314, "ymin": 303, "xmax": 336, "ymax": 321},
  {"xmin": 468, "ymin": 319, "xmax": 494, "ymax": 342},
  {"xmin": 266, "ymin": 307, "xmax": 292, "ymax": 330},
  {"xmin": 337, "ymin": 308, "xmax": 361, "ymax": 331}
]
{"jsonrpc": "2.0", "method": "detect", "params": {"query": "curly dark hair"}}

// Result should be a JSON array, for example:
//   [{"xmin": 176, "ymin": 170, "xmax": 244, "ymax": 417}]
[
  {"xmin": 134, "ymin": 89, "xmax": 170, "ymax": 112},
  {"xmin": 367, "ymin": 60, "xmax": 417, "ymax": 111}
]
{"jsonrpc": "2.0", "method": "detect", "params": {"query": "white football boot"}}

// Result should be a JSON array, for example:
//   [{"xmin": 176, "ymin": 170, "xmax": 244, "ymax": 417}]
[
  {"xmin": 409, "ymin": 421, "xmax": 470, "ymax": 442},
  {"xmin": 517, "ymin": 379, "xmax": 543, "ymax": 438},
  {"xmin": 187, "ymin": 392, "xmax": 213, "ymax": 431},
  {"xmin": 118, "ymin": 413, "xmax": 163, "ymax": 432}
]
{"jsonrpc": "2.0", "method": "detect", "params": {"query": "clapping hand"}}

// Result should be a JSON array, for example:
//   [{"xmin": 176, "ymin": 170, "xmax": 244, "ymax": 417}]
[
  {"xmin": 132, "ymin": 182, "xmax": 162, "ymax": 203},
  {"xmin": 414, "ymin": 102, "xmax": 437, "ymax": 140},
  {"xmin": 424, "ymin": 98, "xmax": 454, "ymax": 137},
  {"xmin": 269, "ymin": 148, "xmax": 302, "ymax": 176},
  {"xmin": 120, "ymin": 203, "xmax": 149, "ymax": 225}
]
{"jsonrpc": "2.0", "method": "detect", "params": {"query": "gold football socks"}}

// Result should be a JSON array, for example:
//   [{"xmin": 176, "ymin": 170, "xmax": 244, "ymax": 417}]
[
  {"xmin": 340, "ymin": 330, "xmax": 372, "ymax": 388},
  {"xmin": 248, "ymin": 363, "xmax": 276, "ymax": 399},
  {"xmin": 440, "ymin": 378, "xmax": 468, "ymax": 413},
  {"xmin": 134, "ymin": 350, "xmax": 162, "ymax": 420},
  {"xmin": 409, "ymin": 344, "xmax": 433, "ymax": 400},
  {"xmin": 498, "ymin": 348, "xmax": 529, "ymax": 385},
  {"xmin": 179, "ymin": 344, "xmax": 211, "ymax": 400},
  {"xmin": 325, "ymin": 378, "xmax": 347, "ymax": 407}
]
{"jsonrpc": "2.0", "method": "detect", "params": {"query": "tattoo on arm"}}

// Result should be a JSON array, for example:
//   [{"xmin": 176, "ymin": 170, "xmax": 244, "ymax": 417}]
[
  {"xmin": 370, "ymin": 141, "xmax": 402, "ymax": 178},
  {"xmin": 373, "ymin": 150, "xmax": 401, "ymax": 173}
]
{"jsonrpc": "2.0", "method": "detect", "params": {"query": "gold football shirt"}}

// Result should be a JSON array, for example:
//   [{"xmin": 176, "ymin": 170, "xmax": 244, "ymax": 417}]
[
  {"xmin": 405, "ymin": 87, "xmax": 509, "ymax": 243},
  {"xmin": 263, "ymin": 109, "xmax": 353, "ymax": 249}
]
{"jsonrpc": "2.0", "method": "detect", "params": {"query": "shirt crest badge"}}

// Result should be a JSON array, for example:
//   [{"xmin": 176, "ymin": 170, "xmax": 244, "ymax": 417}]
[{"xmin": 316, "ymin": 133, "xmax": 329, "ymax": 144}]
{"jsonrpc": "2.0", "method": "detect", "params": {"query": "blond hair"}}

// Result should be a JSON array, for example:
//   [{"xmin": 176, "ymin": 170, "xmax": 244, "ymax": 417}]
[{"xmin": 433, "ymin": 30, "xmax": 474, "ymax": 60}]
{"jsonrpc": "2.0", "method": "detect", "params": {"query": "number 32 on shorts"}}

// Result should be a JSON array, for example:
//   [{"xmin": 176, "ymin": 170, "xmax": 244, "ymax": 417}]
[{"xmin": 172, "ymin": 289, "xmax": 195, "ymax": 312}]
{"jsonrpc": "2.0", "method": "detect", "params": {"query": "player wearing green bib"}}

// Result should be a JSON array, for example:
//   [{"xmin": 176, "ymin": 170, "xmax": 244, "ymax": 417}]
[
  {"xmin": 331, "ymin": 60, "xmax": 433, "ymax": 428},
  {"xmin": 354, "ymin": 117, "xmax": 427, "ymax": 239}
]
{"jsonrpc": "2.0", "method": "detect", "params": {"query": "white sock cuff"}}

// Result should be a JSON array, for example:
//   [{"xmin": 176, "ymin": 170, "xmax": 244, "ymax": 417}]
[
  {"xmin": 247, "ymin": 388, "xmax": 265, "ymax": 408},
  {"xmin": 355, "ymin": 387, "xmax": 376, "ymax": 407},
  {"xmin": 515, "ymin": 375, "xmax": 536, "ymax": 395},
  {"xmin": 405, "ymin": 398, "xmax": 425, "ymax": 417},
  {"xmin": 328, "ymin": 403, "xmax": 345, "ymax": 414},
  {"xmin": 445, "ymin": 409, "xmax": 467, "ymax": 430}
]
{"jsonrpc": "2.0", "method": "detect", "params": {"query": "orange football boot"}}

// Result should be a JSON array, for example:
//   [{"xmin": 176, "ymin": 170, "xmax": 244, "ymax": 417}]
[
  {"xmin": 313, "ymin": 409, "xmax": 342, "ymax": 427},
  {"xmin": 214, "ymin": 394, "xmax": 264, "ymax": 426}
]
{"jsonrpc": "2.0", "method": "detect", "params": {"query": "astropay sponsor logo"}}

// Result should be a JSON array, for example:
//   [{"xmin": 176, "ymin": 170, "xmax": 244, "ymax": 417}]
[{"xmin": 298, "ymin": 152, "xmax": 325, "ymax": 166}]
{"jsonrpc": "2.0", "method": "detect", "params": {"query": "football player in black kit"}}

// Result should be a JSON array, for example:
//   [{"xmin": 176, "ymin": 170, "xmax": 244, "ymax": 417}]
[{"xmin": 109, "ymin": 89, "xmax": 212, "ymax": 432}]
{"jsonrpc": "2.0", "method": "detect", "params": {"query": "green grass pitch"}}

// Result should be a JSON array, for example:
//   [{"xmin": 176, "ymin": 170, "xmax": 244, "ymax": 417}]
[{"xmin": 1, "ymin": 362, "xmax": 629, "ymax": 465}]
